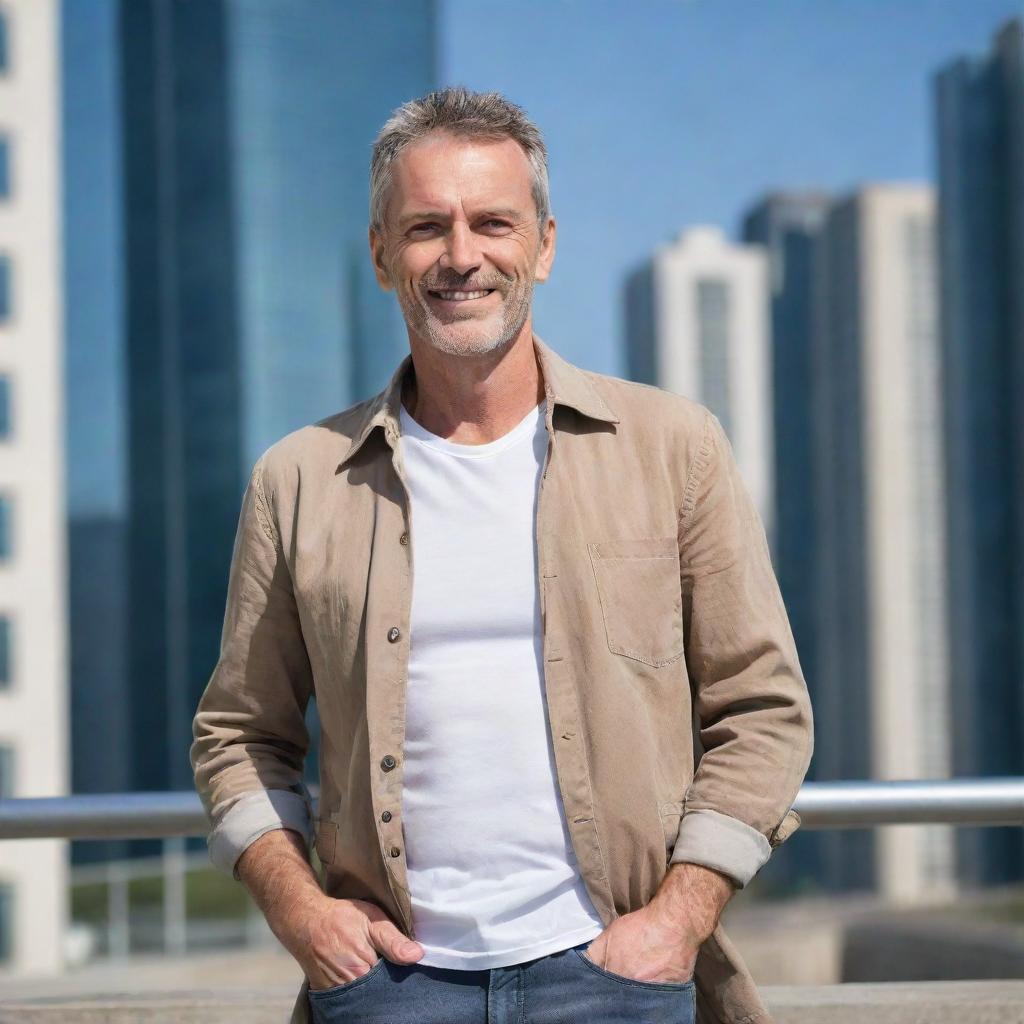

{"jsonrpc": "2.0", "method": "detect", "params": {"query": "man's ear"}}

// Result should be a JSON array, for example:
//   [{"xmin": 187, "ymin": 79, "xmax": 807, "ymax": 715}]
[
  {"xmin": 534, "ymin": 215, "xmax": 556, "ymax": 284},
  {"xmin": 368, "ymin": 226, "xmax": 394, "ymax": 291}
]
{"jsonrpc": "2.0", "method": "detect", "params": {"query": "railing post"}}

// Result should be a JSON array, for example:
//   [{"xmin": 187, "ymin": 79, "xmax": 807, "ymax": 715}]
[
  {"xmin": 106, "ymin": 859, "xmax": 130, "ymax": 959},
  {"xmin": 163, "ymin": 836, "xmax": 187, "ymax": 956}
]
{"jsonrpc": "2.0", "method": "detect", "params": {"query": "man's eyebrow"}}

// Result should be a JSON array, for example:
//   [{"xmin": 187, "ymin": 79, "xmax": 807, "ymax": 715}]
[
  {"xmin": 397, "ymin": 207, "xmax": 525, "ymax": 228},
  {"xmin": 476, "ymin": 208, "xmax": 523, "ymax": 221},
  {"xmin": 398, "ymin": 210, "xmax": 449, "ymax": 227}
]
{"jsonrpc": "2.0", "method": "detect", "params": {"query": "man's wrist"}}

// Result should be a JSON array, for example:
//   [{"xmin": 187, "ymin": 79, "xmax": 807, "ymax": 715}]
[
  {"xmin": 647, "ymin": 861, "xmax": 736, "ymax": 945},
  {"xmin": 236, "ymin": 829, "xmax": 327, "ymax": 940}
]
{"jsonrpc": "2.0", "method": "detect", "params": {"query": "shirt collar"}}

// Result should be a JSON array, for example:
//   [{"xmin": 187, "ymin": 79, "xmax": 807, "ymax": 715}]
[{"xmin": 338, "ymin": 333, "xmax": 618, "ymax": 468}]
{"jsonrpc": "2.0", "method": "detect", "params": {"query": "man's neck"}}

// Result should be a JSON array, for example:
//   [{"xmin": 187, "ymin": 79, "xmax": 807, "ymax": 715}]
[{"xmin": 401, "ymin": 324, "xmax": 546, "ymax": 445}]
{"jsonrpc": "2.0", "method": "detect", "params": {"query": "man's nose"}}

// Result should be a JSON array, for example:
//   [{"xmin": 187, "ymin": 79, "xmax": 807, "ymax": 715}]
[{"xmin": 439, "ymin": 222, "xmax": 482, "ymax": 276}]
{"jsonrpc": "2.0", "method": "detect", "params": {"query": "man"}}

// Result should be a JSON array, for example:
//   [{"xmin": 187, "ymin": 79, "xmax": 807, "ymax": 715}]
[{"xmin": 190, "ymin": 87, "xmax": 813, "ymax": 1024}]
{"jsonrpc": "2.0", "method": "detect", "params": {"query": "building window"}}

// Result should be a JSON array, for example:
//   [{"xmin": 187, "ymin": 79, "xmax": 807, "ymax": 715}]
[
  {"xmin": 0, "ymin": 494, "xmax": 11, "ymax": 561},
  {"xmin": 0, "ymin": 882, "xmax": 12, "ymax": 964},
  {"xmin": 0, "ymin": 136, "xmax": 9, "ymax": 199},
  {"xmin": 695, "ymin": 277, "xmax": 734, "ymax": 439},
  {"xmin": 0, "ymin": 745, "xmax": 13, "ymax": 797},
  {"xmin": 0, "ymin": 10, "xmax": 8, "ymax": 74},
  {"xmin": 0, "ymin": 375, "xmax": 9, "ymax": 438},
  {"xmin": 0, "ymin": 256, "xmax": 10, "ymax": 322},
  {"xmin": 0, "ymin": 616, "xmax": 9, "ymax": 689}
]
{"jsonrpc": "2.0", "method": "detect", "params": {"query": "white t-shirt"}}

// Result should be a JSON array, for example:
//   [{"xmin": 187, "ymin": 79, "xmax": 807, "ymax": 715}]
[{"xmin": 397, "ymin": 397, "xmax": 605, "ymax": 969}]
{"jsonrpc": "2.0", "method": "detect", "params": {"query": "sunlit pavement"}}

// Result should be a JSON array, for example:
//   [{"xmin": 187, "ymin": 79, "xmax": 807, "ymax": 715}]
[{"xmin": 1, "ymin": 981, "xmax": 1024, "ymax": 1023}]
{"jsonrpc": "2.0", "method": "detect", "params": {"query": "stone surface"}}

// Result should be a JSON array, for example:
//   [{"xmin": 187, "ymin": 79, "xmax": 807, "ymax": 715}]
[
  {"xmin": 0, "ymin": 989, "xmax": 297, "ymax": 1024},
  {"xmin": 765, "ymin": 981, "xmax": 1024, "ymax": 1024},
  {"xmin": 1, "ymin": 980, "xmax": 1024, "ymax": 1022}
]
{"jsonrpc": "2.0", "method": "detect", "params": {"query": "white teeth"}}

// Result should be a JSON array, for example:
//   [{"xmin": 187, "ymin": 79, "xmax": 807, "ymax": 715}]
[{"xmin": 435, "ymin": 289, "xmax": 492, "ymax": 301}]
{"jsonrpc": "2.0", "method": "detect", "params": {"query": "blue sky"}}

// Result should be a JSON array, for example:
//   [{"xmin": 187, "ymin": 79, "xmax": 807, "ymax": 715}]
[{"xmin": 441, "ymin": 0, "xmax": 1024, "ymax": 375}]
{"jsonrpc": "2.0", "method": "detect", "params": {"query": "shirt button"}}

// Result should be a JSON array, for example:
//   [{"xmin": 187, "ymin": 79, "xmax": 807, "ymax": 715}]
[
  {"xmin": 387, "ymin": 626, "xmax": 401, "ymax": 642},
  {"xmin": 381, "ymin": 810, "xmax": 392, "ymax": 823},
  {"xmin": 399, "ymin": 532, "xmax": 409, "ymax": 546},
  {"xmin": 389, "ymin": 846, "xmax": 401, "ymax": 858},
  {"xmin": 381, "ymin": 754, "xmax": 397, "ymax": 772}
]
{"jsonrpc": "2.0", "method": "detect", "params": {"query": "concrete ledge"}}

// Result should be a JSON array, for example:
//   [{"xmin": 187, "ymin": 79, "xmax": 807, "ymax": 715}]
[
  {"xmin": 1, "ymin": 982, "xmax": 1023, "ymax": 1023},
  {"xmin": 0, "ymin": 989, "xmax": 299, "ymax": 1024},
  {"xmin": 764, "ymin": 981, "xmax": 1024, "ymax": 1024}
]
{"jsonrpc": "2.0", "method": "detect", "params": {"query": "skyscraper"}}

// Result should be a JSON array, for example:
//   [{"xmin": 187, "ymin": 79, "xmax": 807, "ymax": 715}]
[
  {"xmin": 0, "ymin": 0, "xmax": 68, "ymax": 973},
  {"xmin": 227, "ymin": 0, "xmax": 432, "ymax": 470},
  {"xmin": 934, "ymin": 18, "xmax": 1024, "ymax": 886},
  {"xmin": 741, "ymin": 192, "xmax": 830, "ymax": 894},
  {"xmin": 741, "ymin": 191, "xmax": 829, "ymax": 723},
  {"xmin": 64, "ymin": 0, "xmax": 438, "ymax": 857},
  {"xmin": 812, "ymin": 185, "xmax": 953, "ymax": 901},
  {"xmin": 119, "ymin": 0, "xmax": 245, "ymax": 801},
  {"xmin": 63, "ymin": 0, "xmax": 133, "ymax": 869},
  {"xmin": 624, "ymin": 226, "xmax": 774, "ymax": 539}
]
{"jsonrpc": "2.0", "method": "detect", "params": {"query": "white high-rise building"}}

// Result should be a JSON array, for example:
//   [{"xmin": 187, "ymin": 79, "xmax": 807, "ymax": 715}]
[
  {"xmin": 812, "ymin": 184, "xmax": 954, "ymax": 903},
  {"xmin": 0, "ymin": 0, "xmax": 69, "ymax": 974},
  {"xmin": 625, "ymin": 226, "xmax": 774, "ymax": 542}
]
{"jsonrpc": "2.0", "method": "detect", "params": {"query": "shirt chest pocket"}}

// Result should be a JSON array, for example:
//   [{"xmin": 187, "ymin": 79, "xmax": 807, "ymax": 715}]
[{"xmin": 588, "ymin": 537, "xmax": 685, "ymax": 668}]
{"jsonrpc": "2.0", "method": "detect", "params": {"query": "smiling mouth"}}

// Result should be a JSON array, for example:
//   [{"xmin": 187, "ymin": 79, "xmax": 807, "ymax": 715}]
[{"xmin": 427, "ymin": 288, "xmax": 496, "ymax": 302}]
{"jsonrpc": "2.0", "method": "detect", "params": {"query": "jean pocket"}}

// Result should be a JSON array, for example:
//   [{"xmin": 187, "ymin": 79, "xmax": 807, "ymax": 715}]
[
  {"xmin": 307, "ymin": 956, "xmax": 387, "ymax": 999},
  {"xmin": 573, "ymin": 947, "xmax": 694, "ymax": 991}
]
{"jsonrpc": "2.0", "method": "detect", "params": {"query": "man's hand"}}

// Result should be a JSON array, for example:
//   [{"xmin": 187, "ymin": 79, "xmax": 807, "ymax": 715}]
[
  {"xmin": 582, "ymin": 862, "xmax": 736, "ymax": 984},
  {"xmin": 296, "ymin": 894, "xmax": 425, "ymax": 990},
  {"xmin": 234, "ymin": 828, "xmax": 424, "ymax": 990}
]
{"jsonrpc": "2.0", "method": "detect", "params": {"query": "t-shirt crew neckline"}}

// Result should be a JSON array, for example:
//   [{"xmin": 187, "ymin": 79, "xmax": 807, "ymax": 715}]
[{"xmin": 399, "ymin": 399, "xmax": 546, "ymax": 459}]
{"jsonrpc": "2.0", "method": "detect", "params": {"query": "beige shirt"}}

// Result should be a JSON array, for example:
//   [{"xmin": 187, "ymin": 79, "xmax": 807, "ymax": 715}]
[{"xmin": 190, "ymin": 334, "xmax": 813, "ymax": 1024}]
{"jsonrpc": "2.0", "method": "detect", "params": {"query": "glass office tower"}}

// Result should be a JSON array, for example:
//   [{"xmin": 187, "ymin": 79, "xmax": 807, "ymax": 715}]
[
  {"xmin": 741, "ymin": 192, "xmax": 829, "ymax": 753},
  {"xmin": 64, "ymin": 1, "xmax": 437, "ymax": 861},
  {"xmin": 740, "ymin": 192, "xmax": 829, "ymax": 896},
  {"xmin": 934, "ymin": 18, "xmax": 1024, "ymax": 886}
]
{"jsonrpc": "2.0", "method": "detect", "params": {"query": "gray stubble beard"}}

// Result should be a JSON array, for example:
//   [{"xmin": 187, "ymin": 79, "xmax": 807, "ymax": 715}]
[{"xmin": 395, "ymin": 272, "xmax": 536, "ymax": 358}]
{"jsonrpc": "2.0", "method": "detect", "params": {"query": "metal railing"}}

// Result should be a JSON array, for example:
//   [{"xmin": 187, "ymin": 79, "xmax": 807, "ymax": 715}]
[{"xmin": 0, "ymin": 777, "xmax": 1022, "ymax": 840}]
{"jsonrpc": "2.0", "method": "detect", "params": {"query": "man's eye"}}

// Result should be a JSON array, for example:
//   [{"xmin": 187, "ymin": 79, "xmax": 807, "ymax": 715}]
[
  {"xmin": 483, "ymin": 219, "xmax": 510, "ymax": 229},
  {"xmin": 409, "ymin": 224, "xmax": 438, "ymax": 235}
]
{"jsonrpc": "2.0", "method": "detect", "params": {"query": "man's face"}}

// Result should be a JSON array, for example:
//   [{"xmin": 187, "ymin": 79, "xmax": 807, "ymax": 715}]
[{"xmin": 369, "ymin": 131, "xmax": 556, "ymax": 358}]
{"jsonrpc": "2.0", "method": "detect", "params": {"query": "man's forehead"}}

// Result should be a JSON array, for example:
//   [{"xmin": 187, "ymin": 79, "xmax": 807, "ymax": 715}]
[{"xmin": 389, "ymin": 132, "xmax": 534, "ymax": 212}]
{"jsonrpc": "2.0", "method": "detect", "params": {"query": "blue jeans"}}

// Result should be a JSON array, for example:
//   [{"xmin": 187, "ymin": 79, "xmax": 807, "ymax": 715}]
[{"xmin": 307, "ymin": 940, "xmax": 696, "ymax": 1023}]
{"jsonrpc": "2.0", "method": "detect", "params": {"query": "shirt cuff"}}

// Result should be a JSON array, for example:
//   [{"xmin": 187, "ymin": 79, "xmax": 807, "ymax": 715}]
[
  {"xmin": 206, "ymin": 788, "xmax": 314, "ymax": 881},
  {"xmin": 668, "ymin": 808, "xmax": 772, "ymax": 888}
]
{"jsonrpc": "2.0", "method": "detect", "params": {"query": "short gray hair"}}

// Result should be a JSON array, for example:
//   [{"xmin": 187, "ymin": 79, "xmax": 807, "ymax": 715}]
[{"xmin": 369, "ymin": 86, "xmax": 550, "ymax": 231}]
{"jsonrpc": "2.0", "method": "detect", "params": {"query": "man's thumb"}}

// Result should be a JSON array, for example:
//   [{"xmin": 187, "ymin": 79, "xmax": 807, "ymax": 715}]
[{"xmin": 380, "ymin": 923, "xmax": 424, "ymax": 963}]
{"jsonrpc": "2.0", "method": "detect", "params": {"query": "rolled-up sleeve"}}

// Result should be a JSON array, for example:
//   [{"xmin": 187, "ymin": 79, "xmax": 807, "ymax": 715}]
[
  {"xmin": 189, "ymin": 453, "xmax": 315, "ymax": 881},
  {"xmin": 670, "ymin": 410, "xmax": 814, "ymax": 888}
]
